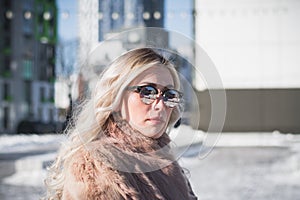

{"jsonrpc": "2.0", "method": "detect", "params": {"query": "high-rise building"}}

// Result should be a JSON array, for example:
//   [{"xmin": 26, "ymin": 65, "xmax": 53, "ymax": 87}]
[
  {"xmin": 0, "ymin": 0, "xmax": 58, "ymax": 133},
  {"xmin": 77, "ymin": 0, "xmax": 168, "ymax": 87},
  {"xmin": 98, "ymin": 0, "xmax": 164, "ymax": 41},
  {"xmin": 78, "ymin": 0, "xmax": 168, "ymax": 73}
]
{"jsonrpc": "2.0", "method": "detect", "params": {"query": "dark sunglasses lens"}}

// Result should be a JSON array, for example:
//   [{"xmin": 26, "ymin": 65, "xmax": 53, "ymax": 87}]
[
  {"xmin": 136, "ymin": 85, "xmax": 182, "ymax": 107},
  {"xmin": 140, "ymin": 86, "xmax": 157, "ymax": 104},
  {"xmin": 163, "ymin": 90, "xmax": 181, "ymax": 107}
]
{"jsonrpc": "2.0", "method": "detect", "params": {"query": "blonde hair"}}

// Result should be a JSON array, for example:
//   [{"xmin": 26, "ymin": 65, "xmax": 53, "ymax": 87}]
[{"xmin": 44, "ymin": 47, "xmax": 182, "ymax": 199}]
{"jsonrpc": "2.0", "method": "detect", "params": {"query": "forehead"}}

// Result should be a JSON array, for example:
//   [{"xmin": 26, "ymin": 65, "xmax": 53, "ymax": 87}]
[{"xmin": 131, "ymin": 65, "xmax": 174, "ymax": 86}]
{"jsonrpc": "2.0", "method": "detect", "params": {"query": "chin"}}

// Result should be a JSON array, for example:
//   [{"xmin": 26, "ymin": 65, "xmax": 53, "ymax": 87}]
[
  {"xmin": 144, "ymin": 129, "xmax": 164, "ymax": 139},
  {"xmin": 134, "ymin": 124, "xmax": 166, "ymax": 138}
]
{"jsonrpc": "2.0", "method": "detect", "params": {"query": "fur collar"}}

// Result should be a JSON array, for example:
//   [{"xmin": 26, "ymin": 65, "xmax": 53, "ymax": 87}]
[
  {"xmin": 64, "ymin": 113, "xmax": 197, "ymax": 200},
  {"xmin": 88, "ymin": 112, "xmax": 175, "ymax": 173}
]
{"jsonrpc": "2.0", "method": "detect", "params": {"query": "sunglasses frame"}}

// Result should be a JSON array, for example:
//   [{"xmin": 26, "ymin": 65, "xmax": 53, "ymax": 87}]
[{"xmin": 127, "ymin": 84, "xmax": 183, "ymax": 108}]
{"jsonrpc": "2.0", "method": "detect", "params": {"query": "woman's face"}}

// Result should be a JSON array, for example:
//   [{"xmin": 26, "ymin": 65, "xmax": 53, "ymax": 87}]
[{"xmin": 121, "ymin": 65, "xmax": 175, "ymax": 139}]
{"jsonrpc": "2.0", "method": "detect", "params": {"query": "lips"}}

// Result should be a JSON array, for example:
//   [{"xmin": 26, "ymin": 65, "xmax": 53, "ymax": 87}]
[{"xmin": 146, "ymin": 117, "xmax": 164, "ymax": 123}]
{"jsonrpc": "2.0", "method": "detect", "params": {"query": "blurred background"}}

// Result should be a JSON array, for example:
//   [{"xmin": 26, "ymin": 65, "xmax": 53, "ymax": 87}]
[
  {"xmin": 0, "ymin": 0, "xmax": 300, "ymax": 199},
  {"xmin": 0, "ymin": 0, "xmax": 300, "ymax": 134}
]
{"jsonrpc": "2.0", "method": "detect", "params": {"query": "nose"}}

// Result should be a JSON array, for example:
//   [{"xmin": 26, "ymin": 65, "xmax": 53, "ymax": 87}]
[{"xmin": 152, "ymin": 94, "xmax": 165, "ymax": 110}]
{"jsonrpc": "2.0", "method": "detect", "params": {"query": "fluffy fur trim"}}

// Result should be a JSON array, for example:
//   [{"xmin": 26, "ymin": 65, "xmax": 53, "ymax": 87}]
[{"xmin": 62, "ymin": 113, "xmax": 197, "ymax": 200}]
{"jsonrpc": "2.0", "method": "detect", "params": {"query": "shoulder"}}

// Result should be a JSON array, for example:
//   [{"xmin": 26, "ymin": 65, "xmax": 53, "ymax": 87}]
[
  {"xmin": 65, "ymin": 140, "xmax": 120, "ymax": 182},
  {"xmin": 63, "ymin": 141, "xmax": 124, "ymax": 199}
]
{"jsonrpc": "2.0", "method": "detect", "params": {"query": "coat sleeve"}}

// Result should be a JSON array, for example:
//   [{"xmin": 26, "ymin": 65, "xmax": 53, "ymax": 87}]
[
  {"xmin": 186, "ymin": 178, "xmax": 198, "ymax": 200},
  {"xmin": 61, "ymin": 148, "xmax": 123, "ymax": 200},
  {"xmin": 182, "ymin": 170, "xmax": 198, "ymax": 200}
]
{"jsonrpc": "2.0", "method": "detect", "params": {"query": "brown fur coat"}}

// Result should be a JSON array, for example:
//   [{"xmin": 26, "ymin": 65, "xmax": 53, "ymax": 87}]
[{"xmin": 62, "ymin": 114, "xmax": 197, "ymax": 200}]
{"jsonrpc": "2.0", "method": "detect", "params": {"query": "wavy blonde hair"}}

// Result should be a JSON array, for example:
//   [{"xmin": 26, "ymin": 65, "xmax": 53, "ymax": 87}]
[{"xmin": 44, "ymin": 47, "xmax": 183, "ymax": 199}]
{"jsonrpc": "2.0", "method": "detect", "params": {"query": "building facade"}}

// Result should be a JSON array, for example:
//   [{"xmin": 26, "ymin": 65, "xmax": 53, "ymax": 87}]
[
  {"xmin": 194, "ymin": 0, "xmax": 300, "ymax": 133},
  {"xmin": 77, "ymin": 0, "xmax": 168, "ymax": 85},
  {"xmin": 0, "ymin": 0, "xmax": 58, "ymax": 133},
  {"xmin": 98, "ymin": 0, "xmax": 165, "ymax": 41}
]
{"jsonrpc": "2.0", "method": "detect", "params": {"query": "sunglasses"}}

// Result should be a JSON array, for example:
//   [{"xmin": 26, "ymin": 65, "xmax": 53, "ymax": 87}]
[{"xmin": 127, "ymin": 84, "xmax": 183, "ymax": 108}]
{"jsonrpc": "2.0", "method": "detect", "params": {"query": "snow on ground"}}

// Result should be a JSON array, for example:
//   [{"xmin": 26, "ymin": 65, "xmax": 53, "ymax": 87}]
[
  {"xmin": 0, "ymin": 133, "xmax": 64, "ymax": 188},
  {"xmin": 1, "ymin": 126, "xmax": 299, "ymax": 154},
  {"xmin": 0, "ymin": 127, "xmax": 299, "ymax": 200},
  {"xmin": 0, "ymin": 133, "xmax": 66, "ymax": 153},
  {"xmin": 0, "ymin": 133, "xmax": 65, "ymax": 188},
  {"xmin": 2, "ymin": 153, "xmax": 56, "ymax": 187}
]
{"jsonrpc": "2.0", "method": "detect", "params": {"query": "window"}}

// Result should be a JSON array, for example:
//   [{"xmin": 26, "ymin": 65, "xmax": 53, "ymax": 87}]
[
  {"xmin": 23, "ymin": 10, "xmax": 34, "ymax": 36},
  {"xmin": 25, "ymin": 80, "xmax": 31, "ymax": 104},
  {"xmin": 22, "ymin": 59, "xmax": 33, "ymax": 79},
  {"xmin": 38, "ymin": 107, "xmax": 43, "ymax": 119},
  {"xmin": 3, "ymin": 19, "xmax": 11, "ymax": 30},
  {"xmin": 40, "ymin": 87, "xmax": 45, "ymax": 102},
  {"xmin": 38, "ymin": 23, "xmax": 44, "ymax": 35},
  {"xmin": 49, "ymin": 108, "xmax": 54, "ymax": 121},
  {"xmin": 3, "ymin": 82, "xmax": 11, "ymax": 101},
  {"xmin": 2, "ymin": 56, "xmax": 11, "ymax": 78},
  {"xmin": 48, "ymin": 26, "xmax": 54, "ymax": 37},
  {"xmin": 36, "ymin": 4, "xmax": 43, "ymax": 14},
  {"xmin": 46, "ymin": 64, "xmax": 54, "ymax": 80},
  {"xmin": 46, "ymin": 46, "xmax": 54, "ymax": 59},
  {"xmin": 22, "ymin": 0, "xmax": 33, "ymax": 11},
  {"xmin": 3, "ymin": 33, "xmax": 10, "ymax": 48},
  {"xmin": 49, "ymin": 86, "xmax": 54, "ymax": 103},
  {"xmin": 3, "ymin": 106, "xmax": 9, "ymax": 129}
]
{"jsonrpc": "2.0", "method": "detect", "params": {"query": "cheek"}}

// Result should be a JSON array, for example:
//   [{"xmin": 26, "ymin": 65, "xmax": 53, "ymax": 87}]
[{"xmin": 127, "ymin": 94, "xmax": 148, "ymax": 121}]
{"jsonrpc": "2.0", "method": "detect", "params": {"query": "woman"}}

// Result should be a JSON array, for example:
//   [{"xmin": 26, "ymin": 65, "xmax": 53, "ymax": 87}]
[{"xmin": 45, "ymin": 48, "xmax": 197, "ymax": 200}]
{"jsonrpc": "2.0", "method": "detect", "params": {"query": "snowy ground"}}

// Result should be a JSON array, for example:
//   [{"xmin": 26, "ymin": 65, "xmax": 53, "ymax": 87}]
[
  {"xmin": 0, "ymin": 133, "xmax": 66, "ymax": 154},
  {"xmin": 0, "ymin": 126, "xmax": 300, "ymax": 200}
]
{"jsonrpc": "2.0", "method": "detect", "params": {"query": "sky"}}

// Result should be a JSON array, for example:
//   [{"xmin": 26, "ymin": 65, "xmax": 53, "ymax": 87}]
[
  {"xmin": 56, "ymin": 0, "xmax": 78, "ymax": 41},
  {"xmin": 165, "ymin": 0, "xmax": 193, "ymax": 39}
]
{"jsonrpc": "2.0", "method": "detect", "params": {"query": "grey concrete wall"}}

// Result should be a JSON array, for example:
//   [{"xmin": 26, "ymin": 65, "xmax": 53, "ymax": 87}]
[{"xmin": 192, "ymin": 89, "xmax": 300, "ymax": 133}]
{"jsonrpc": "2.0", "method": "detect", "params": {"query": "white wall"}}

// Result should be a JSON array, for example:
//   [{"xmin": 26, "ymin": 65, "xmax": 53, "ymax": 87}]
[{"xmin": 195, "ymin": 0, "xmax": 300, "ymax": 89}]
